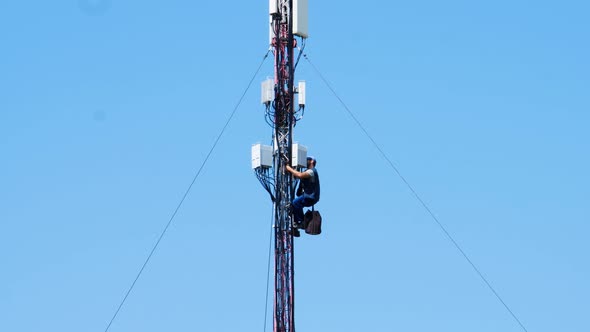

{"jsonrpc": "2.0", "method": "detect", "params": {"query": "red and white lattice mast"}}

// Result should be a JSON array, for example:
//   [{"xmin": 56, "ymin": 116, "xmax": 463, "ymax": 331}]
[{"xmin": 252, "ymin": 1, "xmax": 309, "ymax": 331}]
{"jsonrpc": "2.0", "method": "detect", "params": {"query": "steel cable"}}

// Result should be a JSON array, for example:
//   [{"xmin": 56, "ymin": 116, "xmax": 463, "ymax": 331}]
[
  {"xmin": 103, "ymin": 50, "xmax": 271, "ymax": 332},
  {"xmin": 303, "ymin": 53, "xmax": 529, "ymax": 332}
]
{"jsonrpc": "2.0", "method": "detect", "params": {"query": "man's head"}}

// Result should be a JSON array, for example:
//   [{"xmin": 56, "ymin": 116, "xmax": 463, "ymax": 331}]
[{"xmin": 306, "ymin": 156, "xmax": 316, "ymax": 168}]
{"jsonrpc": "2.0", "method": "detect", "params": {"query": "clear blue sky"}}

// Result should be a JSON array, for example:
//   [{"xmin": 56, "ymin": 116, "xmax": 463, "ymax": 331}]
[{"xmin": 1, "ymin": 1, "xmax": 589, "ymax": 331}]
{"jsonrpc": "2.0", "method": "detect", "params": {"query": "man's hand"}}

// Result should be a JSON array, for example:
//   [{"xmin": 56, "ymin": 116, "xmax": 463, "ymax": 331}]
[{"xmin": 285, "ymin": 164, "xmax": 294, "ymax": 173}]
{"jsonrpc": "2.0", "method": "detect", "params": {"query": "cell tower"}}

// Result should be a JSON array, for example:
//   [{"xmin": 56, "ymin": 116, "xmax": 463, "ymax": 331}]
[{"xmin": 252, "ymin": 0, "xmax": 309, "ymax": 331}]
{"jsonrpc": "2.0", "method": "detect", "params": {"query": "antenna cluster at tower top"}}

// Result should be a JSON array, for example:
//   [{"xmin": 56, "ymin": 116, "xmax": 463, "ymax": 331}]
[{"xmin": 269, "ymin": 0, "xmax": 309, "ymax": 44}]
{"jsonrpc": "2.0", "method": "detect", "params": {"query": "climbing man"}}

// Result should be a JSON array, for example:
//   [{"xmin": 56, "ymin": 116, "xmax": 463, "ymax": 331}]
[{"xmin": 285, "ymin": 156, "xmax": 320, "ymax": 229}]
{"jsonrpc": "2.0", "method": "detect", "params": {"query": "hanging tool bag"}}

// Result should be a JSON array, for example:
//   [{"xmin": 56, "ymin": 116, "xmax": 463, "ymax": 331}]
[{"xmin": 303, "ymin": 209, "xmax": 322, "ymax": 235}]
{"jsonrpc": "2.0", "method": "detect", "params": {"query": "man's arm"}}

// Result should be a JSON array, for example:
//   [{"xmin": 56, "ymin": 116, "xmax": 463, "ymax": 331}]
[{"xmin": 285, "ymin": 165, "xmax": 311, "ymax": 179}]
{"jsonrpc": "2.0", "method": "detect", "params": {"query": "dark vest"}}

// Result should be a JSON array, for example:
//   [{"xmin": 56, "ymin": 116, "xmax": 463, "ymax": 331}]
[{"xmin": 302, "ymin": 167, "xmax": 320, "ymax": 203}]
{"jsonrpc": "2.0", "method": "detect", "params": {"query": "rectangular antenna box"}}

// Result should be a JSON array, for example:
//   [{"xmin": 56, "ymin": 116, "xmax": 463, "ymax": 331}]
[
  {"xmin": 269, "ymin": 0, "xmax": 277, "ymax": 44},
  {"xmin": 269, "ymin": 15, "xmax": 275, "ymax": 45},
  {"xmin": 298, "ymin": 81, "xmax": 306, "ymax": 106},
  {"xmin": 261, "ymin": 78, "xmax": 274, "ymax": 104},
  {"xmin": 293, "ymin": 0, "xmax": 309, "ymax": 38},
  {"xmin": 269, "ymin": 0, "xmax": 278, "ymax": 15},
  {"xmin": 292, "ymin": 143, "xmax": 307, "ymax": 168},
  {"xmin": 252, "ymin": 144, "xmax": 273, "ymax": 169}
]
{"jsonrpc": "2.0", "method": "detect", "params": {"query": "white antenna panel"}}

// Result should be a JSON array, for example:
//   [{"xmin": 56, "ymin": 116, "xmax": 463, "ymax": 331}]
[
  {"xmin": 268, "ymin": 15, "xmax": 275, "ymax": 45},
  {"xmin": 269, "ymin": 0, "xmax": 278, "ymax": 15},
  {"xmin": 293, "ymin": 0, "xmax": 309, "ymax": 38},
  {"xmin": 298, "ymin": 81, "xmax": 306, "ymax": 106},
  {"xmin": 252, "ymin": 144, "xmax": 273, "ymax": 169},
  {"xmin": 261, "ymin": 78, "xmax": 274, "ymax": 104},
  {"xmin": 292, "ymin": 143, "xmax": 308, "ymax": 168}
]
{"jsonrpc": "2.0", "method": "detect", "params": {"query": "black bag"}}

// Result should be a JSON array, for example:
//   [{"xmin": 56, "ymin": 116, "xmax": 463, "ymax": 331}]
[{"xmin": 303, "ymin": 210, "xmax": 322, "ymax": 235}]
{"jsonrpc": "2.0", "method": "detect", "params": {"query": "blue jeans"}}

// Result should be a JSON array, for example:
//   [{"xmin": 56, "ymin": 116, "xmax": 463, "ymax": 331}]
[{"xmin": 292, "ymin": 194, "xmax": 317, "ymax": 223}]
